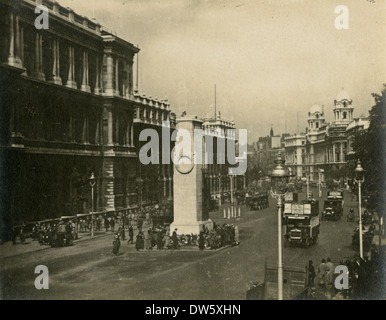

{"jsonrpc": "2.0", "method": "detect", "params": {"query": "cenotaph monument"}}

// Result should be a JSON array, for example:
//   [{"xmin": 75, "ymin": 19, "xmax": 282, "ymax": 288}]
[{"xmin": 170, "ymin": 115, "xmax": 213, "ymax": 235}]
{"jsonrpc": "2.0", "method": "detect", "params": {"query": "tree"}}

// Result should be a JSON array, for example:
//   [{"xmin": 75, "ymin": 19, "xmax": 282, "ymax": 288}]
[{"xmin": 352, "ymin": 85, "xmax": 386, "ymax": 222}]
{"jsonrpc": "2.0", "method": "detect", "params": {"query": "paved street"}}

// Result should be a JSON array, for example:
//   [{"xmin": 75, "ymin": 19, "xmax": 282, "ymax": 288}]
[{"xmin": 0, "ymin": 188, "xmax": 361, "ymax": 300}]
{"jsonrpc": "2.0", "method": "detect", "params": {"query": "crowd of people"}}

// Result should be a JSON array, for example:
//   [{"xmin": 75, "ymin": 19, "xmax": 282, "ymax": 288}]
[
  {"xmin": 307, "ymin": 246, "xmax": 383, "ymax": 299},
  {"xmin": 110, "ymin": 221, "xmax": 241, "ymax": 256}
]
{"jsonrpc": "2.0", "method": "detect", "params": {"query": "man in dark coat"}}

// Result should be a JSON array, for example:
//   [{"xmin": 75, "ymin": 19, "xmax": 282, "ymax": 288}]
[
  {"xmin": 104, "ymin": 217, "xmax": 109, "ymax": 232},
  {"xmin": 128, "ymin": 225, "xmax": 134, "ymax": 244},
  {"xmin": 135, "ymin": 231, "xmax": 145, "ymax": 251},
  {"xmin": 112, "ymin": 234, "xmax": 121, "ymax": 256},
  {"xmin": 110, "ymin": 217, "xmax": 115, "ymax": 232},
  {"xmin": 172, "ymin": 229, "xmax": 179, "ymax": 250}
]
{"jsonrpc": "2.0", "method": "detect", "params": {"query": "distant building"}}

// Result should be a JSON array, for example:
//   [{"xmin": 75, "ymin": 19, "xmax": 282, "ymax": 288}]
[
  {"xmin": 284, "ymin": 134, "xmax": 306, "ymax": 178},
  {"xmin": 202, "ymin": 112, "xmax": 243, "ymax": 199},
  {"xmin": 252, "ymin": 127, "xmax": 287, "ymax": 176},
  {"xmin": 284, "ymin": 90, "xmax": 370, "ymax": 184}
]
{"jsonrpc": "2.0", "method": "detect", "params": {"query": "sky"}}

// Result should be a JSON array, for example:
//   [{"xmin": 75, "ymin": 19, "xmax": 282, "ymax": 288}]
[{"xmin": 57, "ymin": 0, "xmax": 385, "ymax": 141}]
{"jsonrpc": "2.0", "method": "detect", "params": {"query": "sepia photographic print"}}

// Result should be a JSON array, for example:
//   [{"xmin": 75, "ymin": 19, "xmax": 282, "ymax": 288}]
[{"xmin": 0, "ymin": 0, "xmax": 385, "ymax": 306}]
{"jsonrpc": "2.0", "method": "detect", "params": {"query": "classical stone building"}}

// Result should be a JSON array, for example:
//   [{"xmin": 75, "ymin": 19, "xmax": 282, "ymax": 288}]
[
  {"xmin": 0, "ymin": 0, "xmax": 175, "ymax": 238},
  {"xmin": 284, "ymin": 90, "xmax": 369, "ymax": 184},
  {"xmin": 202, "ymin": 113, "xmax": 243, "ymax": 203},
  {"xmin": 283, "ymin": 133, "xmax": 306, "ymax": 178}
]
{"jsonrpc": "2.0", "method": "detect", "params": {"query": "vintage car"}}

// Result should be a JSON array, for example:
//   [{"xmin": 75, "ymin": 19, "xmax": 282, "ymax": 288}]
[{"xmin": 321, "ymin": 200, "xmax": 343, "ymax": 220}]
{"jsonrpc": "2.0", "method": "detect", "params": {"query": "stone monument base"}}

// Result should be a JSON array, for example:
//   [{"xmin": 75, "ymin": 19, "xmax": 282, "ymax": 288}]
[{"xmin": 170, "ymin": 219, "xmax": 213, "ymax": 236}]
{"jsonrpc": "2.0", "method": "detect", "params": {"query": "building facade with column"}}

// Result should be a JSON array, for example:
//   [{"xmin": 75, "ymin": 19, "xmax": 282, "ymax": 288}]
[
  {"xmin": 283, "ymin": 133, "xmax": 306, "ymax": 178},
  {"xmin": 285, "ymin": 90, "xmax": 369, "ymax": 185},
  {"xmin": 0, "ymin": 0, "xmax": 175, "ymax": 239},
  {"xmin": 201, "ymin": 113, "xmax": 243, "ymax": 203}
]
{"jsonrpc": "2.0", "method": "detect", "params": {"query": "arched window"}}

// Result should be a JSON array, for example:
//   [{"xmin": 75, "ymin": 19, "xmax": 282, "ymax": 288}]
[
  {"xmin": 343, "ymin": 112, "xmax": 347, "ymax": 119},
  {"xmin": 316, "ymin": 122, "xmax": 319, "ymax": 128}
]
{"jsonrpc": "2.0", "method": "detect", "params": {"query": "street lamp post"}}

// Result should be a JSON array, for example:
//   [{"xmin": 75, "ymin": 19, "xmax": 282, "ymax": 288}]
[
  {"xmin": 318, "ymin": 169, "xmax": 324, "ymax": 198},
  {"xmin": 354, "ymin": 159, "xmax": 365, "ymax": 259},
  {"xmin": 218, "ymin": 173, "xmax": 222, "ymax": 207},
  {"xmin": 306, "ymin": 169, "xmax": 310, "ymax": 200},
  {"xmin": 89, "ymin": 172, "xmax": 96, "ymax": 237},
  {"xmin": 269, "ymin": 152, "xmax": 291, "ymax": 300},
  {"xmin": 230, "ymin": 175, "xmax": 234, "ymax": 204}
]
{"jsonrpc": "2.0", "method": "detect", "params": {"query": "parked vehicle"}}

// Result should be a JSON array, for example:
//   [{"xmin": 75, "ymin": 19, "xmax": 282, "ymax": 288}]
[{"xmin": 245, "ymin": 193, "xmax": 269, "ymax": 211}]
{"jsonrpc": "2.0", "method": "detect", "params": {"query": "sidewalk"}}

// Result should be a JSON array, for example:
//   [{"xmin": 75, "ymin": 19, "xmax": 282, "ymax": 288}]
[
  {"xmin": 0, "ymin": 220, "xmax": 159, "ymax": 259},
  {"xmin": 0, "ymin": 229, "xmax": 114, "ymax": 259}
]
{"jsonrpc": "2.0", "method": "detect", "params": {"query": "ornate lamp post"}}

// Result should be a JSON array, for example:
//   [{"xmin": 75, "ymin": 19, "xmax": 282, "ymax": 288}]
[
  {"xmin": 318, "ymin": 169, "xmax": 324, "ymax": 198},
  {"xmin": 354, "ymin": 159, "xmax": 365, "ymax": 258},
  {"xmin": 305, "ymin": 168, "xmax": 310, "ymax": 200},
  {"xmin": 229, "ymin": 175, "xmax": 234, "ymax": 204},
  {"xmin": 89, "ymin": 172, "xmax": 96, "ymax": 237},
  {"xmin": 269, "ymin": 152, "xmax": 291, "ymax": 300}
]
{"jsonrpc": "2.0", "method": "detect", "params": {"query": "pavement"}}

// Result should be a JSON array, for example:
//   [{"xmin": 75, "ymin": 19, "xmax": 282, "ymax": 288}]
[{"xmin": 0, "ymin": 202, "xmax": 249, "ymax": 259}]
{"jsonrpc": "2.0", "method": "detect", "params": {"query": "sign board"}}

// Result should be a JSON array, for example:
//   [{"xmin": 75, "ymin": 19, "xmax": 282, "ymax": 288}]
[
  {"xmin": 303, "ymin": 204, "xmax": 311, "ymax": 214},
  {"xmin": 328, "ymin": 191, "xmax": 343, "ymax": 197},
  {"xmin": 292, "ymin": 204, "xmax": 304, "ymax": 215},
  {"xmin": 284, "ymin": 203, "xmax": 292, "ymax": 213}
]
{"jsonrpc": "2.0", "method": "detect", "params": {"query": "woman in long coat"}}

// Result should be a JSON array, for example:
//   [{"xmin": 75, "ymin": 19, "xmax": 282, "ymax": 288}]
[{"xmin": 135, "ymin": 231, "xmax": 145, "ymax": 251}]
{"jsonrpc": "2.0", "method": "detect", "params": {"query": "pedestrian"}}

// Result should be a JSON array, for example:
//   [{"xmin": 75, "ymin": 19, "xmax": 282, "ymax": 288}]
[
  {"xmin": 172, "ymin": 228, "xmax": 179, "ymax": 250},
  {"xmin": 128, "ymin": 225, "xmax": 134, "ymax": 244},
  {"xmin": 112, "ymin": 234, "xmax": 121, "ymax": 256},
  {"xmin": 308, "ymin": 260, "xmax": 316, "ymax": 287},
  {"xmin": 325, "ymin": 258, "xmax": 334, "ymax": 286},
  {"xmin": 137, "ymin": 216, "xmax": 143, "ymax": 231},
  {"xmin": 135, "ymin": 231, "xmax": 145, "ymax": 251},
  {"xmin": 318, "ymin": 259, "xmax": 327, "ymax": 289},
  {"xmin": 156, "ymin": 230, "xmax": 163, "ymax": 250},
  {"xmin": 110, "ymin": 216, "xmax": 115, "ymax": 232},
  {"xmin": 234, "ymin": 226, "xmax": 240, "ymax": 244},
  {"xmin": 104, "ymin": 217, "xmax": 109, "ymax": 232},
  {"xmin": 96, "ymin": 217, "xmax": 101, "ymax": 232},
  {"xmin": 20, "ymin": 223, "xmax": 26, "ymax": 244}
]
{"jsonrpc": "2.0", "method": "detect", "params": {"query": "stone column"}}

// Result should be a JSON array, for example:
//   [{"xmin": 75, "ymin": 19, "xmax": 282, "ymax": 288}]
[
  {"xmin": 82, "ymin": 115, "xmax": 89, "ymax": 144},
  {"xmin": 50, "ymin": 38, "xmax": 62, "ymax": 85},
  {"xmin": 104, "ymin": 54, "xmax": 114, "ymax": 95},
  {"xmin": 68, "ymin": 110, "xmax": 75, "ymax": 142},
  {"xmin": 332, "ymin": 143, "xmax": 336, "ymax": 163},
  {"xmin": 81, "ymin": 50, "xmax": 91, "ymax": 92},
  {"xmin": 340, "ymin": 143, "xmax": 343, "ymax": 163},
  {"xmin": 130, "ymin": 122, "xmax": 134, "ymax": 146},
  {"xmin": 66, "ymin": 46, "xmax": 77, "ymax": 88},
  {"xmin": 94, "ymin": 55, "xmax": 101, "ymax": 94},
  {"xmin": 32, "ymin": 33, "xmax": 45, "ymax": 80},
  {"xmin": 122, "ymin": 59, "xmax": 127, "ymax": 98},
  {"xmin": 8, "ymin": 13, "xmax": 23, "ymax": 68},
  {"xmin": 115, "ymin": 57, "xmax": 119, "ymax": 96}
]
